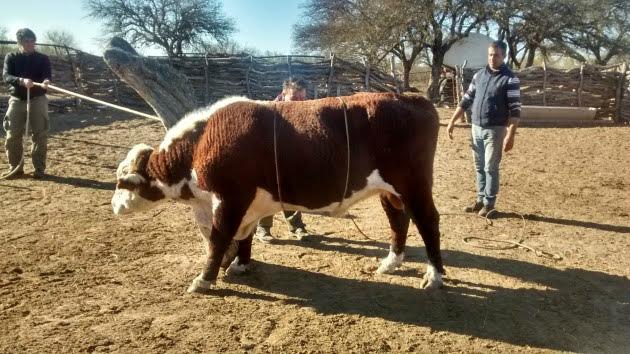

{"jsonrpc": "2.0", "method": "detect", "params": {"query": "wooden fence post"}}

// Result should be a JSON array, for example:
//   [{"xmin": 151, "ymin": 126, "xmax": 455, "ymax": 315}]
[
  {"xmin": 327, "ymin": 53, "xmax": 335, "ymax": 97},
  {"xmin": 64, "ymin": 45, "xmax": 84, "ymax": 107},
  {"xmin": 615, "ymin": 62, "xmax": 627, "ymax": 123},
  {"xmin": 365, "ymin": 61, "xmax": 371, "ymax": 91},
  {"xmin": 204, "ymin": 53, "xmax": 210, "ymax": 104},
  {"xmin": 287, "ymin": 55, "xmax": 292, "ymax": 79},
  {"xmin": 578, "ymin": 63, "xmax": 584, "ymax": 107},
  {"xmin": 542, "ymin": 57, "xmax": 547, "ymax": 106},
  {"xmin": 246, "ymin": 56, "xmax": 254, "ymax": 98}
]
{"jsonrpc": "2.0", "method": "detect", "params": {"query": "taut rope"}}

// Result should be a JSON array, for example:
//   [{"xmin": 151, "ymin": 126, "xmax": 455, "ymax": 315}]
[{"xmin": 31, "ymin": 82, "xmax": 162, "ymax": 122}]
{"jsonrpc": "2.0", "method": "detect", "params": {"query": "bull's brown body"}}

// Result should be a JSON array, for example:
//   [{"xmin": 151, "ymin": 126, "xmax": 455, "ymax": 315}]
[{"xmin": 113, "ymin": 92, "xmax": 444, "ymax": 293}]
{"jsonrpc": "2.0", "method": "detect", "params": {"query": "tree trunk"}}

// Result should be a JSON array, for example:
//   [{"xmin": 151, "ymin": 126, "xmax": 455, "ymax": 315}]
[
  {"xmin": 427, "ymin": 50, "xmax": 445, "ymax": 102},
  {"xmin": 524, "ymin": 44, "xmax": 537, "ymax": 68},
  {"xmin": 401, "ymin": 60, "xmax": 413, "ymax": 92},
  {"xmin": 103, "ymin": 37, "xmax": 197, "ymax": 129}
]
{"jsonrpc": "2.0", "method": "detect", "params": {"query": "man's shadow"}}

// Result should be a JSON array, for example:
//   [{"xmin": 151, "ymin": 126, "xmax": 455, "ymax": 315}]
[
  {"xmin": 495, "ymin": 211, "xmax": 630, "ymax": 234},
  {"xmin": 43, "ymin": 174, "xmax": 115, "ymax": 191},
  {"xmin": 220, "ymin": 231, "xmax": 629, "ymax": 352}
]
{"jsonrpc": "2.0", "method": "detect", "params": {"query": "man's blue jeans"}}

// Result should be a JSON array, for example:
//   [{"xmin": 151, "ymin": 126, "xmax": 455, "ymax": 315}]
[{"xmin": 471, "ymin": 124, "xmax": 506, "ymax": 208}]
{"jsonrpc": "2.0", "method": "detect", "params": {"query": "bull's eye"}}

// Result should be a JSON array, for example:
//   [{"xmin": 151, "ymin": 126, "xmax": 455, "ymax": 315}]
[{"xmin": 117, "ymin": 179, "xmax": 139, "ymax": 191}]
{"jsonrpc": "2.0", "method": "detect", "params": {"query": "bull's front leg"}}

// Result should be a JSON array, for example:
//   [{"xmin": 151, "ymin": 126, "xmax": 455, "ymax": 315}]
[
  {"xmin": 188, "ymin": 203, "xmax": 245, "ymax": 294},
  {"xmin": 187, "ymin": 224, "xmax": 233, "ymax": 293}
]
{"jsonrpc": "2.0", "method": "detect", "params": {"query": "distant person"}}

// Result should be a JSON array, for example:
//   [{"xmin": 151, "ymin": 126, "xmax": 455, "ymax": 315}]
[
  {"xmin": 254, "ymin": 78, "xmax": 310, "ymax": 243},
  {"xmin": 2, "ymin": 28, "xmax": 51, "ymax": 179},
  {"xmin": 446, "ymin": 41, "xmax": 521, "ymax": 218}
]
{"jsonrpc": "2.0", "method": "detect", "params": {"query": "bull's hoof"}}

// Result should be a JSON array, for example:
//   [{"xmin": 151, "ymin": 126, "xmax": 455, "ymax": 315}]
[
  {"xmin": 420, "ymin": 265, "xmax": 444, "ymax": 290},
  {"xmin": 376, "ymin": 251, "xmax": 404, "ymax": 274},
  {"xmin": 186, "ymin": 274, "xmax": 216, "ymax": 294},
  {"xmin": 225, "ymin": 257, "xmax": 250, "ymax": 276}
]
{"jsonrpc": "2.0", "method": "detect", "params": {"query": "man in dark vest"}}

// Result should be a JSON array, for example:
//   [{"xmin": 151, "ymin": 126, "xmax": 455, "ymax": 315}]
[
  {"xmin": 2, "ymin": 28, "xmax": 51, "ymax": 179},
  {"xmin": 446, "ymin": 40, "xmax": 521, "ymax": 218}
]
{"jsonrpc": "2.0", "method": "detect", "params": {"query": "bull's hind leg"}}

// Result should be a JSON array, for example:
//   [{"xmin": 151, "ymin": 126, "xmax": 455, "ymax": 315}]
[
  {"xmin": 377, "ymin": 193, "xmax": 410, "ymax": 274},
  {"xmin": 405, "ymin": 187, "xmax": 444, "ymax": 290}
]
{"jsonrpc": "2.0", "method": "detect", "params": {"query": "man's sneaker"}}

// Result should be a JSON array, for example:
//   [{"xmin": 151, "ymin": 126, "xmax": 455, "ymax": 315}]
[
  {"xmin": 463, "ymin": 201, "xmax": 484, "ymax": 213},
  {"xmin": 254, "ymin": 226, "xmax": 274, "ymax": 243},
  {"xmin": 291, "ymin": 227, "xmax": 309, "ymax": 241},
  {"xmin": 478, "ymin": 205, "xmax": 497, "ymax": 218},
  {"xmin": 2, "ymin": 168, "xmax": 24, "ymax": 180}
]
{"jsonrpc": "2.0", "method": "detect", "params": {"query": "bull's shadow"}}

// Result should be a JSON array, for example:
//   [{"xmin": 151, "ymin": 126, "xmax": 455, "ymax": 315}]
[{"xmin": 223, "ymin": 242, "xmax": 629, "ymax": 352}]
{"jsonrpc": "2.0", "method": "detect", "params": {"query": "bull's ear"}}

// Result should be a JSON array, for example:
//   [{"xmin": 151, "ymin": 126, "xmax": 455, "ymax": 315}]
[{"xmin": 134, "ymin": 148, "xmax": 153, "ymax": 174}]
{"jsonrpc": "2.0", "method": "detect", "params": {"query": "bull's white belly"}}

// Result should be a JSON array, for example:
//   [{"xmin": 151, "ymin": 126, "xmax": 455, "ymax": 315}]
[{"xmin": 236, "ymin": 169, "xmax": 399, "ymax": 239}]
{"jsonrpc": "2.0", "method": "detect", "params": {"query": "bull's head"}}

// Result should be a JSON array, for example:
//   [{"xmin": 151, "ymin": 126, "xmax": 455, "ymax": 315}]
[{"xmin": 112, "ymin": 144, "xmax": 165, "ymax": 215}]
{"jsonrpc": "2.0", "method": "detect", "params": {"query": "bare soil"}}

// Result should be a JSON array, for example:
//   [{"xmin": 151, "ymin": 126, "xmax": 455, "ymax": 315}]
[{"xmin": 1, "ymin": 106, "xmax": 629, "ymax": 353}]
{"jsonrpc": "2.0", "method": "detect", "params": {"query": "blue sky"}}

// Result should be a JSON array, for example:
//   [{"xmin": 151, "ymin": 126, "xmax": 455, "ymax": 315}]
[{"xmin": 0, "ymin": 0, "xmax": 306, "ymax": 55}]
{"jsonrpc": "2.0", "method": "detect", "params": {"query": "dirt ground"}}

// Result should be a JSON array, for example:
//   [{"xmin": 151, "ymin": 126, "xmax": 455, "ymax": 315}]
[{"xmin": 1, "ymin": 105, "xmax": 629, "ymax": 353}]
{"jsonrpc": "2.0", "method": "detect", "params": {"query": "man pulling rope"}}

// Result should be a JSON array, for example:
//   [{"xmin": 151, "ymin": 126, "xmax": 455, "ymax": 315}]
[{"xmin": 2, "ymin": 28, "xmax": 51, "ymax": 180}]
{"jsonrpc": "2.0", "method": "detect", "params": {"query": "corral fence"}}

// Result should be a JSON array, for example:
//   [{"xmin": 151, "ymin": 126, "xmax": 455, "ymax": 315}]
[
  {"xmin": 0, "ymin": 41, "xmax": 399, "ymax": 114},
  {"xmin": 2, "ymin": 41, "xmax": 627, "ymax": 123}
]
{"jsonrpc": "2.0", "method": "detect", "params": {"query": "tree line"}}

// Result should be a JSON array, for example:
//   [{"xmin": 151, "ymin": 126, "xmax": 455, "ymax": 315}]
[
  {"xmin": 3, "ymin": 0, "xmax": 628, "ymax": 101},
  {"xmin": 293, "ymin": 0, "xmax": 629, "ymax": 99}
]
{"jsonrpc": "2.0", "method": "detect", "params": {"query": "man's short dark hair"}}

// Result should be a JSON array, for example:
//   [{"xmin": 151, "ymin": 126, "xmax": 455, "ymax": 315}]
[
  {"xmin": 16, "ymin": 28, "xmax": 37, "ymax": 43},
  {"xmin": 489, "ymin": 40, "xmax": 507, "ymax": 56}
]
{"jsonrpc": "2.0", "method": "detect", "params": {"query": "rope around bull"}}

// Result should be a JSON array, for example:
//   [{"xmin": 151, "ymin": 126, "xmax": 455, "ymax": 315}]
[{"xmin": 272, "ymin": 97, "xmax": 352, "ymax": 217}]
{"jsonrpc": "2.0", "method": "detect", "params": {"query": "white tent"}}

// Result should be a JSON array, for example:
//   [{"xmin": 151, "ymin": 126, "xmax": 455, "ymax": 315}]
[{"xmin": 443, "ymin": 33, "xmax": 495, "ymax": 69}]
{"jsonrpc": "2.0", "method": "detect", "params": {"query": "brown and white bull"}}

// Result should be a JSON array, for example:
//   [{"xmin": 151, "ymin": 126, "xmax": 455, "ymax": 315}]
[{"xmin": 112, "ymin": 92, "xmax": 444, "ymax": 293}]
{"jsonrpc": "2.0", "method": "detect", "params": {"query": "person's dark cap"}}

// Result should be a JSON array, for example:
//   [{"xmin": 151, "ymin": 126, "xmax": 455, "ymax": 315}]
[{"xmin": 16, "ymin": 28, "xmax": 37, "ymax": 43}]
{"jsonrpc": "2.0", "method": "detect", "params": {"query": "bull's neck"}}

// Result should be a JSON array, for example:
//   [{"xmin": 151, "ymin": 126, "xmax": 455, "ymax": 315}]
[{"xmin": 147, "ymin": 141, "xmax": 194, "ymax": 185}]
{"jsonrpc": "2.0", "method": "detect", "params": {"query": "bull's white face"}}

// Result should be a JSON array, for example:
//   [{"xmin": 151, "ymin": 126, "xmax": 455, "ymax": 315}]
[{"xmin": 112, "ymin": 144, "xmax": 164, "ymax": 215}]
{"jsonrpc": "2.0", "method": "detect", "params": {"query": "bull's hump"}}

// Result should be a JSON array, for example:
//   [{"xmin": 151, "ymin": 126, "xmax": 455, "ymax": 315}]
[{"xmin": 159, "ymin": 96, "xmax": 258, "ymax": 152}]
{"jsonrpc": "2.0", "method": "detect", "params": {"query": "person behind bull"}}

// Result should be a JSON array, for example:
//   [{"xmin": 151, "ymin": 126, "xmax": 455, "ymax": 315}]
[
  {"xmin": 2, "ymin": 28, "xmax": 51, "ymax": 179},
  {"xmin": 254, "ymin": 78, "xmax": 311, "ymax": 243},
  {"xmin": 446, "ymin": 40, "xmax": 521, "ymax": 218}
]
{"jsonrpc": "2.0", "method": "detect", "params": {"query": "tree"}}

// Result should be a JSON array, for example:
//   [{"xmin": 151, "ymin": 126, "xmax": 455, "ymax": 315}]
[
  {"xmin": 85, "ymin": 0, "xmax": 236, "ymax": 57},
  {"xmin": 294, "ymin": 1, "xmax": 398, "ymax": 64},
  {"xmin": 490, "ymin": 0, "xmax": 582, "ymax": 68},
  {"xmin": 194, "ymin": 38, "xmax": 261, "ymax": 56},
  {"xmin": 294, "ymin": 0, "xmax": 489, "ymax": 100},
  {"xmin": 422, "ymin": 0, "xmax": 489, "ymax": 100},
  {"xmin": 294, "ymin": 0, "xmax": 431, "ymax": 91},
  {"xmin": 556, "ymin": 0, "xmax": 630, "ymax": 65},
  {"xmin": 44, "ymin": 29, "xmax": 78, "ymax": 48},
  {"xmin": 0, "ymin": 26, "xmax": 9, "ymax": 55}
]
